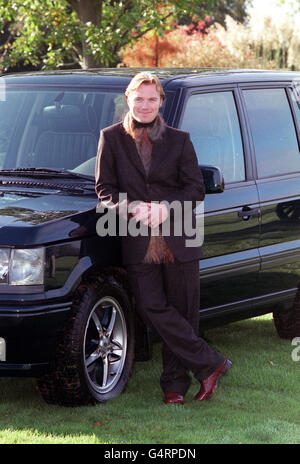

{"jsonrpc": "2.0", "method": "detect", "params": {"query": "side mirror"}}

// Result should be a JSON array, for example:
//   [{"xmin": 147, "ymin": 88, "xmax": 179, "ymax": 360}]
[{"xmin": 199, "ymin": 165, "xmax": 224, "ymax": 194}]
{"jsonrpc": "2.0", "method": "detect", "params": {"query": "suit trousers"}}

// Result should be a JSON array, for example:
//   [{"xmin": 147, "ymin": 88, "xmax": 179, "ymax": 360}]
[{"xmin": 126, "ymin": 260, "xmax": 225, "ymax": 396}]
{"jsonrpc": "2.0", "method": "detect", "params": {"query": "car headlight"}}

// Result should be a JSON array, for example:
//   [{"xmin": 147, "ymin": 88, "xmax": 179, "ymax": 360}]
[{"xmin": 0, "ymin": 248, "xmax": 44, "ymax": 286}]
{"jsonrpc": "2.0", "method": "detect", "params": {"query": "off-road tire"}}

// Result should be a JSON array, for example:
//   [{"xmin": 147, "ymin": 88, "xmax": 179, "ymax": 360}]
[{"xmin": 37, "ymin": 273, "xmax": 135, "ymax": 406}]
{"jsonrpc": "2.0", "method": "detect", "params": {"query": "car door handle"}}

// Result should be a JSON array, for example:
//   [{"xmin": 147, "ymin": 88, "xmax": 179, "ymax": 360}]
[{"xmin": 238, "ymin": 207, "xmax": 260, "ymax": 220}]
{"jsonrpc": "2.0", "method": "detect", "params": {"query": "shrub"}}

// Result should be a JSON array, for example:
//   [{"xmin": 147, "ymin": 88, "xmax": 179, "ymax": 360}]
[{"xmin": 121, "ymin": 19, "xmax": 269, "ymax": 69}]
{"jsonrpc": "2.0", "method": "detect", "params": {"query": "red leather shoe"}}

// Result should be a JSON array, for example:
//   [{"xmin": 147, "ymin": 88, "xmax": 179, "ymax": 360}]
[
  {"xmin": 163, "ymin": 392, "xmax": 184, "ymax": 405},
  {"xmin": 194, "ymin": 359, "xmax": 232, "ymax": 402}
]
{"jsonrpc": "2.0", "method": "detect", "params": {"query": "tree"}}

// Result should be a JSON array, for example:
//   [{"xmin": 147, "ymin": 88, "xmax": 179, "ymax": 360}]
[
  {"xmin": 192, "ymin": 0, "xmax": 249, "ymax": 28},
  {"xmin": 177, "ymin": 0, "xmax": 249, "ymax": 38},
  {"xmin": 64, "ymin": 0, "xmax": 215, "ymax": 67},
  {"xmin": 0, "ymin": 0, "xmax": 81, "ymax": 71},
  {"xmin": 0, "ymin": 0, "xmax": 214, "ymax": 71}
]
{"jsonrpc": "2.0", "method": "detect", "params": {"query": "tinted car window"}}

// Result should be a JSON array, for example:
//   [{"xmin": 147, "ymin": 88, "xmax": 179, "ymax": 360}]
[
  {"xmin": 243, "ymin": 88, "xmax": 300, "ymax": 178},
  {"xmin": 0, "ymin": 87, "xmax": 127, "ymax": 176},
  {"xmin": 180, "ymin": 91, "xmax": 245, "ymax": 183}
]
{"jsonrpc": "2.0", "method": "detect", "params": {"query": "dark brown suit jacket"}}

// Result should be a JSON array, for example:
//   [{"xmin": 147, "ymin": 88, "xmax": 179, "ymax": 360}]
[{"xmin": 95, "ymin": 121, "xmax": 205, "ymax": 265}]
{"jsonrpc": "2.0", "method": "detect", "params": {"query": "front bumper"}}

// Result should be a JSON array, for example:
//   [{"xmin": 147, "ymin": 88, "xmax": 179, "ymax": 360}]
[{"xmin": 0, "ymin": 299, "xmax": 72, "ymax": 376}]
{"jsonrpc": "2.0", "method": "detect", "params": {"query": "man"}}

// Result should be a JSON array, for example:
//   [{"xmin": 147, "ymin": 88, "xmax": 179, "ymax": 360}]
[{"xmin": 95, "ymin": 71, "xmax": 231, "ymax": 404}]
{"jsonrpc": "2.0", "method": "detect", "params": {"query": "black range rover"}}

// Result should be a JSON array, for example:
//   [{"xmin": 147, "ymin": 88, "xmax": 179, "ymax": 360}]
[{"xmin": 0, "ymin": 68, "xmax": 300, "ymax": 406}]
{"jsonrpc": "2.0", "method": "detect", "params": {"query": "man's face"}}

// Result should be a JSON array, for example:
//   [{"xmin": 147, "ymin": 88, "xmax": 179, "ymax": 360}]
[{"xmin": 127, "ymin": 83, "xmax": 162, "ymax": 124}]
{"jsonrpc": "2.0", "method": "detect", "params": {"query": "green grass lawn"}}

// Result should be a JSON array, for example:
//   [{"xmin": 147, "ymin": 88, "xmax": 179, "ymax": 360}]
[{"xmin": 0, "ymin": 314, "xmax": 299, "ymax": 444}]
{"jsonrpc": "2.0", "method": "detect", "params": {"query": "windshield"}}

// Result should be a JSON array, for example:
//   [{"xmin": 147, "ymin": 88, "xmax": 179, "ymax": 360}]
[{"xmin": 0, "ymin": 85, "xmax": 128, "ymax": 178}]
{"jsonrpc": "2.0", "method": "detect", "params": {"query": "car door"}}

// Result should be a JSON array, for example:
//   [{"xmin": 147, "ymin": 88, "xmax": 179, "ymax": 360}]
[
  {"xmin": 241, "ymin": 83, "xmax": 300, "ymax": 313},
  {"xmin": 178, "ymin": 86, "xmax": 261, "ymax": 321}
]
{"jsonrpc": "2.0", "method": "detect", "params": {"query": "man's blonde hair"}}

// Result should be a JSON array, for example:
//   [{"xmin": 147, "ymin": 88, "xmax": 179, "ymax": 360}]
[{"xmin": 125, "ymin": 72, "xmax": 165, "ymax": 101}]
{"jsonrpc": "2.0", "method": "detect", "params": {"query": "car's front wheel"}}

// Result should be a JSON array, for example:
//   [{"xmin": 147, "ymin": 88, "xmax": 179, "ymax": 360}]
[{"xmin": 37, "ymin": 274, "xmax": 135, "ymax": 406}]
